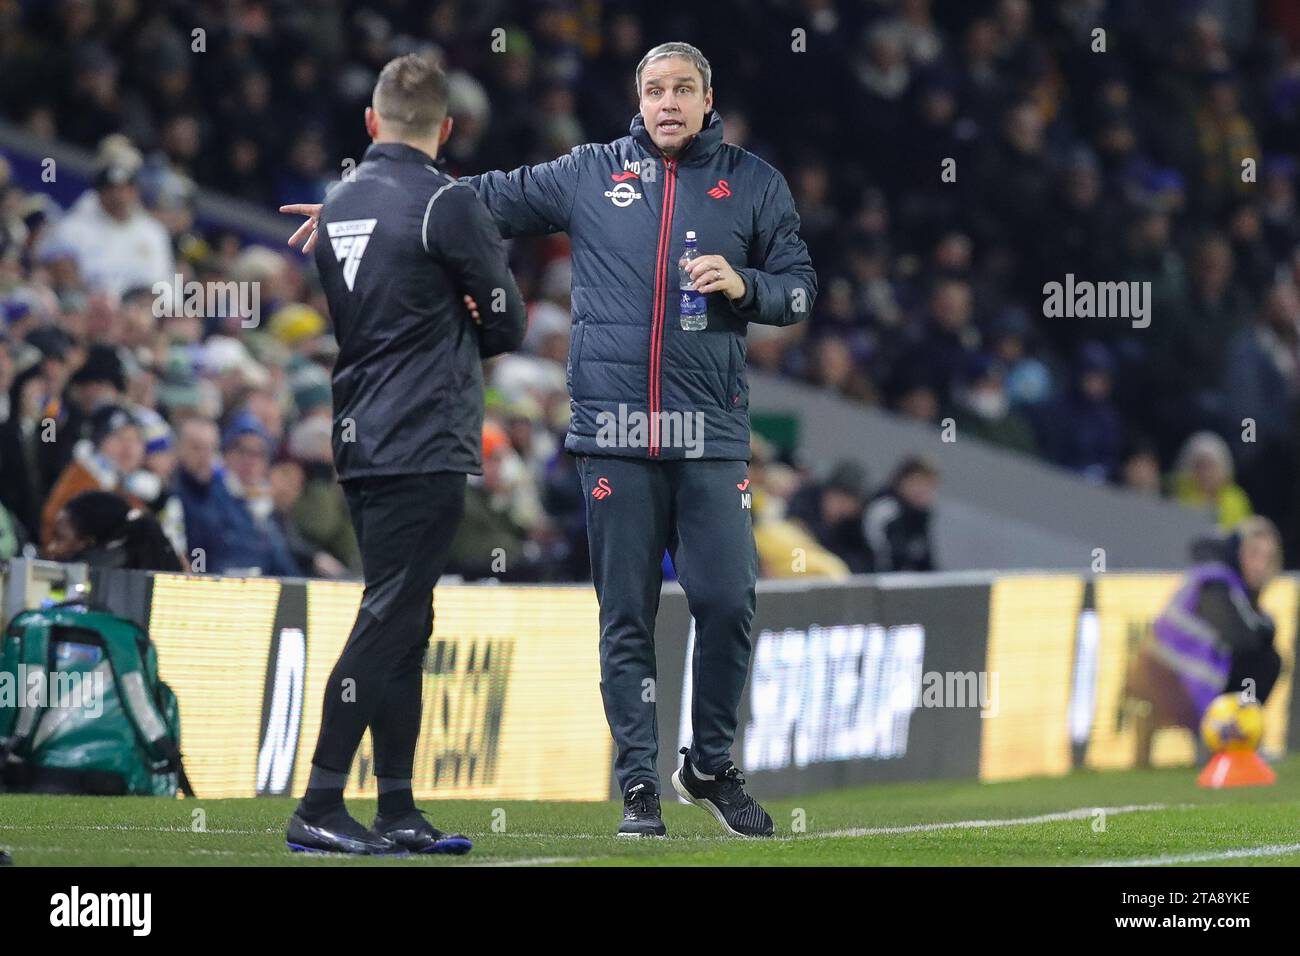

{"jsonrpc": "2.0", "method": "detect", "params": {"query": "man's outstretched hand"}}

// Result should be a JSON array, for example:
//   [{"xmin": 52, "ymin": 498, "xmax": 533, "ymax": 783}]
[{"xmin": 280, "ymin": 203, "xmax": 324, "ymax": 253}]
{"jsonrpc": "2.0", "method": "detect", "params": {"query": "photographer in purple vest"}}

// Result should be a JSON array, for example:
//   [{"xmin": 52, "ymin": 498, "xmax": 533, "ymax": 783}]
[{"xmin": 1129, "ymin": 517, "xmax": 1283, "ymax": 742}]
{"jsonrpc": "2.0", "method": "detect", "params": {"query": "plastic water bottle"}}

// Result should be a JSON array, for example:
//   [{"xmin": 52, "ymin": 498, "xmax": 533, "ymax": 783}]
[{"xmin": 678, "ymin": 231, "xmax": 708, "ymax": 331}]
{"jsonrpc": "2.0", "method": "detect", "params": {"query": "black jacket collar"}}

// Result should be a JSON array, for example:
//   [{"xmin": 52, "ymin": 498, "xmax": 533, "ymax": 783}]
[
  {"xmin": 629, "ymin": 110, "xmax": 725, "ymax": 166},
  {"xmin": 363, "ymin": 142, "xmax": 442, "ymax": 166}
]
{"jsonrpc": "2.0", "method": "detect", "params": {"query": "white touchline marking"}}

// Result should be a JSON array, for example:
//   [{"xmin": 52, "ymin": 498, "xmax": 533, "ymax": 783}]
[
  {"xmin": 0, "ymin": 823, "xmax": 273, "ymax": 835},
  {"xmin": 0, "ymin": 804, "xmax": 1178, "ymax": 842},
  {"xmin": 2, "ymin": 844, "xmax": 458, "ymax": 861},
  {"xmin": 5, "ymin": 845, "xmax": 247, "ymax": 857},
  {"xmin": 468, "ymin": 856, "xmax": 591, "ymax": 867},
  {"xmin": 814, "ymin": 804, "xmax": 1174, "ymax": 838},
  {"xmin": 484, "ymin": 832, "xmax": 759, "ymax": 841},
  {"xmin": 428, "ymin": 805, "xmax": 1181, "ymax": 841},
  {"xmin": 1087, "ymin": 843, "xmax": 1300, "ymax": 867}
]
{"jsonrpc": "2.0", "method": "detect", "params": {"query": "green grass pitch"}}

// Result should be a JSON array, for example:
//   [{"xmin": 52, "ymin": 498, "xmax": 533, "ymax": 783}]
[{"xmin": 3, "ymin": 757, "xmax": 1300, "ymax": 866}]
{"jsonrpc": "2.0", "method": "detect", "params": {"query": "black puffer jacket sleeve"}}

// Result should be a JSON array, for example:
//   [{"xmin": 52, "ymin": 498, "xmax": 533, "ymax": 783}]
[{"xmin": 425, "ymin": 183, "xmax": 527, "ymax": 358}]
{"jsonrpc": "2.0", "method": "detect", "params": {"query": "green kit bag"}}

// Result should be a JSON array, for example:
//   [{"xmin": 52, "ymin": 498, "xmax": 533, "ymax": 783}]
[{"xmin": 0, "ymin": 600, "xmax": 193, "ymax": 796}]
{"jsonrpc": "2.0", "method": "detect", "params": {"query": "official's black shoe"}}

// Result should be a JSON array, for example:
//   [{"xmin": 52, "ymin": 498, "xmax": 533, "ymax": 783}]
[
  {"xmin": 373, "ymin": 809, "xmax": 473, "ymax": 855},
  {"xmin": 286, "ymin": 809, "xmax": 404, "ymax": 855},
  {"xmin": 617, "ymin": 781, "xmax": 667, "ymax": 838},
  {"xmin": 671, "ymin": 748, "xmax": 774, "ymax": 837}
]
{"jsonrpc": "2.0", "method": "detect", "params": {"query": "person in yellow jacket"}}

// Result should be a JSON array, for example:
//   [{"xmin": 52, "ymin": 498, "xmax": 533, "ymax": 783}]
[
  {"xmin": 1171, "ymin": 431, "xmax": 1252, "ymax": 530},
  {"xmin": 747, "ymin": 452, "xmax": 850, "ymax": 579}
]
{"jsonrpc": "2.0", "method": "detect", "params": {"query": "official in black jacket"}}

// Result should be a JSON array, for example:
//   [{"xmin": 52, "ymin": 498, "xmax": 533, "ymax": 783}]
[{"xmin": 281, "ymin": 55, "xmax": 525, "ymax": 856}]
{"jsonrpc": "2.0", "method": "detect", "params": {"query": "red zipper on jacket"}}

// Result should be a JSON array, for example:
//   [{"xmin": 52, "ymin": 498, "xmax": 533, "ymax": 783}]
[{"xmin": 648, "ymin": 157, "xmax": 678, "ymax": 457}]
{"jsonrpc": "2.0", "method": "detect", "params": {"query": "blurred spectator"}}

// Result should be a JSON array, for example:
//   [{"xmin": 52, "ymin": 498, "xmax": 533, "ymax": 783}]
[
  {"xmin": 448, "ymin": 420, "xmax": 548, "ymax": 581},
  {"xmin": 946, "ymin": 353, "xmax": 1037, "ymax": 455},
  {"xmin": 267, "ymin": 452, "xmax": 349, "ymax": 580},
  {"xmin": 863, "ymin": 455, "xmax": 939, "ymax": 572},
  {"xmin": 890, "ymin": 279, "xmax": 981, "ymax": 408},
  {"xmin": 1259, "ymin": 157, "xmax": 1300, "ymax": 261},
  {"xmin": 40, "ymin": 403, "xmax": 145, "ymax": 549},
  {"xmin": 787, "ymin": 459, "xmax": 873, "ymax": 573},
  {"xmin": 1194, "ymin": 73, "xmax": 1259, "ymax": 217},
  {"xmin": 1172, "ymin": 431, "xmax": 1253, "ymax": 530},
  {"xmin": 987, "ymin": 306, "xmax": 1052, "ymax": 409},
  {"xmin": 43, "ymin": 341, "xmax": 131, "ymax": 483},
  {"xmin": 0, "ymin": 359, "xmax": 52, "ymax": 540},
  {"xmin": 750, "ymin": 442, "xmax": 850, "ymax": 579},
  {"xmin": 40, "ymin": 137, "xmax": 174, "ymax": 298},
  {"xmin": 1224, "ymin": 279, "xmax": 1300, "ymax": 557},
  {"xmin": 970, "ymin": 99, "xmax": 1051, "ymax": 260},
  {"xmin": 1120, "ymin": 438, "xmax": 1164, "ymax": 498},
  {"xmin": 804, "ymin": 334, "xmax": 874, "ymax": 403},
  {"xmin": 890, "ymin": 377, "xmax": 942, "ymax": 425},
  {"xmin": 1033, "ymin": 342, "xmax": 1124, "ymax": 483},
  {"xmin": 45, "ymin": 489, "xmax": 181, "ymax": 572},
  {"xmin": 1147, "ymin": 232, "xmax": 1249, "ymax": 436},
  {"xmin": 175, "ymin": 413, "xmax": 297, "ymax": 576},
  {"xmin": 0, "ymin": 503, "xmax": 17, "ymax": 559},
  {"xmin": 284, "ymin": 414, "xmax": 361, "ymax": 576},
  {"xmin": 130, "ymin": 403, "xmax": 186, "ymax": 560}
]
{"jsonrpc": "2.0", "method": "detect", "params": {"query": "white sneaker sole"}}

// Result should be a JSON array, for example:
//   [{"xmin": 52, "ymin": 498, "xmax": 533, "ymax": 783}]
[{"xmin": 670, "ymin": 768, "xmax": 746, "ymax": 837}]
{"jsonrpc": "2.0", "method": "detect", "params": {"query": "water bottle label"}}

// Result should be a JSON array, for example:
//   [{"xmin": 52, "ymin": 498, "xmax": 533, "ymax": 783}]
[{"xmin": 680, "ymin": 291, "xmax": 706, "ymax": 314}]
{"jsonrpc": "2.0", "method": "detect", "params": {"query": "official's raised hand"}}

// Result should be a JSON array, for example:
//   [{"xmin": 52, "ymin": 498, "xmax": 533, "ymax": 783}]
[{"xmin": 280, "ymin": 203, "xmax": 324, "ymax": 253}]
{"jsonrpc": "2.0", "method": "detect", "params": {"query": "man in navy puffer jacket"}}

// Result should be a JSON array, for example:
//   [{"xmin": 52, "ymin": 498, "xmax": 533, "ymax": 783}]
[{"xmin": 469, "ymin": 42, "xmax": 815, "ymax": 837}]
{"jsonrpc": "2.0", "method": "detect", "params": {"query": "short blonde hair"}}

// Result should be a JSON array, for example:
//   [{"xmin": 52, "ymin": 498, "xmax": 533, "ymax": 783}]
[{"xmin": 373, "ymin": 54, "xmax": 449, "ymax": 137}]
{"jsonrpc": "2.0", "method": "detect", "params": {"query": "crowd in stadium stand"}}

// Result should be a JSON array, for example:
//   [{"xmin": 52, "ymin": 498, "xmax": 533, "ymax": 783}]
[{"xmin": 2, "ymin": 0, "xmax": 1300, "ymax": 576}]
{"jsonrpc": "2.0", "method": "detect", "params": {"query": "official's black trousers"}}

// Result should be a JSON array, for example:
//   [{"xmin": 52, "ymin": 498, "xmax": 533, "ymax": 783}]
[
  {"xmin": 310, "ymin": 472, "xmax": 466, "ymax": 779},
  {"xmin": 576, "ymin": 454, "xmax": 758, "ymax": 793}
]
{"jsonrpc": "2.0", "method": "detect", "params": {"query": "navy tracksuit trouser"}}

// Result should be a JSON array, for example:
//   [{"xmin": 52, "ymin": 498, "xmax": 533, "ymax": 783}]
[{"xmin": 576, "ymin": 454, "xmax": 758, "ymax": 794}]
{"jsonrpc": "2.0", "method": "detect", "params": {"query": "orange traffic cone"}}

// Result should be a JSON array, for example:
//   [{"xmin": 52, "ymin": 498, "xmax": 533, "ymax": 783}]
[{"xmin": 1197, "ymin": 750, "xmax": 1276, "ymax": 788}]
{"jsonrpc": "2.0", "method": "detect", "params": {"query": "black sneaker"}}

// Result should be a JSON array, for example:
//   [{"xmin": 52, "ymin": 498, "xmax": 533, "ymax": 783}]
[
  {"xmin": 671, "ymin": 748, "xmax": 774, "ymax": 837},
  {"xmin": 286, "ymin": 808, "xmax": 405, "ymax": 855},
  {"xmin": 373, "ymin": 808, "xmax": 473, "ymax": 855},
  {"xmin": 617, "ymin": 781, "xmax": 667, "ymax": 838}
]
